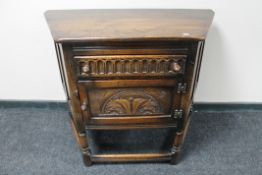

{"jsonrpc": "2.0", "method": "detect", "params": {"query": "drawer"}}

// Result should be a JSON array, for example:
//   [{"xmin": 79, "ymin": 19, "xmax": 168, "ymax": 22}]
[
  {"xmin": 75, "ymin": 55, "xmax": 187, "ymax": 79},
  {"xmin": 77, "ymin": 79, "xmax": 181, "ymax": 126}
]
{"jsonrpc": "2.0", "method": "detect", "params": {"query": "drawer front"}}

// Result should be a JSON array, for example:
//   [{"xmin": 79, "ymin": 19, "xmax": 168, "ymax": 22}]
[{"xmin": 75, "ymin": 55, "xmax": 187, "ymax": 79}]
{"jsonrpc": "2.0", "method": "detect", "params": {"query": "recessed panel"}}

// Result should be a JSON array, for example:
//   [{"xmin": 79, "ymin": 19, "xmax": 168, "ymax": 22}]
[{"xmin": 88, "ymin": 88, "xmax": 173, "ymax": 117}]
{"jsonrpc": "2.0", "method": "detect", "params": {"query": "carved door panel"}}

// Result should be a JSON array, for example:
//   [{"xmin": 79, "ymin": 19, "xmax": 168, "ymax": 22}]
[
  {"xmin": 77, "ymin": 79, "xmax": 180, "ymax": 126},
  {"xmin": 88, "ymin": 88, "xmax": 171, "ymax": 116}
]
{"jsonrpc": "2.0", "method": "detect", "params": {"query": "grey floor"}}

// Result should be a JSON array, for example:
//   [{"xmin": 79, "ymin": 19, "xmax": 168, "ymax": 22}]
[{"xmin": 0, "ymin": 107, "xmax": 262, "ymax": 175}]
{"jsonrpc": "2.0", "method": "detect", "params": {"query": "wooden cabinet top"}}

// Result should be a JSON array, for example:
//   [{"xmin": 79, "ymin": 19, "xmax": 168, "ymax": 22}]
[{"xmin": 45, "ymin": 9, "xmax": 214, "ymax": 42}]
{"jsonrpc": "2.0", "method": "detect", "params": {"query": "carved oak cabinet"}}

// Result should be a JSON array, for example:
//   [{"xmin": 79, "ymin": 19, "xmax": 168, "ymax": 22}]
[{"xmin": 45, "ymin": 9, "xmax": 214, "ymax": 166}]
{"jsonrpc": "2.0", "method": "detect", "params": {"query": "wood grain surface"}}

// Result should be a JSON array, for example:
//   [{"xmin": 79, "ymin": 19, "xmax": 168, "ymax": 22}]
[{"xmin": 45, "ymin": 9, "xmax": 214, "ymax": 42}]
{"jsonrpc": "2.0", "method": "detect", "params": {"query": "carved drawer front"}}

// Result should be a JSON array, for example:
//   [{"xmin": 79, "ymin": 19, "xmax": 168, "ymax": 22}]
[{"xmin": 75, "ymin": 55, "xmax": 187, "ymax": 79}]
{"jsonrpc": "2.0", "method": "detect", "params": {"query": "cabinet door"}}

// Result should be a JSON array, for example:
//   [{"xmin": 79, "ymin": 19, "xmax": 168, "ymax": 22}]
[{"xmin": 77, "ymin": 78, "xmax": 181, "ymax": 129}]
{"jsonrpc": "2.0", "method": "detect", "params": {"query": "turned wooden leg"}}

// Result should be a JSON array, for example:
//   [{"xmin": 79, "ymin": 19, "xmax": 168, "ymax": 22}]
[
  {"xmin": 71, "ymin": 120, "xmax": 92, "ymax": 166},
  {"xmin": 170, "ymin": 118, "xmax": 191, "ymax": 165},
  {"xmin": 170, "ymin": 132, "xmax": 183, "ymax": 165},
  {"xmin": 170, "ymin": 152, "xmax": 181, "ymax": 165}
]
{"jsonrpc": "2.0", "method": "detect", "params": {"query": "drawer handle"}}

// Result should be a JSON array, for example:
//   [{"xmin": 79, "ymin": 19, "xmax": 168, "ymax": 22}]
[
  {"xmin": 82, "ymin": 64, "xmax": 90, "ymax": 74},
  {"xmin": 171, "ymin": 62, "xmax": 182, "ymax": 72}
]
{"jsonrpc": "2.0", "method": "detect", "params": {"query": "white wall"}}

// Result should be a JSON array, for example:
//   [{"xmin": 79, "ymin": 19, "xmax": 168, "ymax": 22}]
[{"xmin": 0, "ymin": 0, "xmax": 262, "ymax": 102}]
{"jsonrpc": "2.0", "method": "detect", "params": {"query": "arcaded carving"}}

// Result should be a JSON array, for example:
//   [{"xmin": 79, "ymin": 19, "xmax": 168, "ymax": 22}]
[{"xmin": 75, "ymin": 55, "xmax": 186, "ymax": 78}]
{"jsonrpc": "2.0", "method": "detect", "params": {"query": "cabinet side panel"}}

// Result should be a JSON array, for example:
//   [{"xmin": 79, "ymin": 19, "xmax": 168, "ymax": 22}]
[
  {"xmin": 55, "ymin": 43, "xmax": 69, "ymax": 97},
  {"xmin": 181, "ymin": 41, "xmax": 204, "ymax": 124},
  {"xmin": 57, "ymin": 43, "xmax": 85, "ymax": 133}
]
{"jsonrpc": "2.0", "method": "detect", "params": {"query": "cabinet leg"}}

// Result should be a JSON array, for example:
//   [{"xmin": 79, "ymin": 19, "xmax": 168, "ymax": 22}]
[
  {"xmin": 170, "ymin": 118, "xmax": 191, "ymax": 165},
  {"xmin": 82, "ymin": 149, "xmax": 92, "ymax": 166},
  {"xmin": 170, "ymin": 149, "xmax": 181, "ymax": 165},
  {"xmin": 170, "ymin": 132, "xmax": 183, "ymax": 165},
  {"xmin": 71, "ymin": 120, "xmax": 92, "ymax": 166}
]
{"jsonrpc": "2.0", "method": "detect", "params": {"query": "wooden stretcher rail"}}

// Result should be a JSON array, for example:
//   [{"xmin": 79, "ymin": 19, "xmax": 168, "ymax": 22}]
[
  {"xmin": 91, "ymin": 153, "xmax": 172, "ymax": 162},
  {"xmin": 78, "ymin": 79, "xmax": 177, "ymax": 88},
  {"xmin": 85, "ymin": 122, "xmax": 177, "ymax": 130}
]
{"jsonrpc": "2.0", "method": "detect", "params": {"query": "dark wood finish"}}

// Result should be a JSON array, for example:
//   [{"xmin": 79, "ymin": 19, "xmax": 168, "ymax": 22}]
[
  {"xmin": 45, "ymin": 9, "xmax": 214, "ymax": 166},
  {"xmin": 45, "ymin": 9, "xmax": 214, "ymax": 42},
  {"xmin": 75, "ymin": 55, "xmax": 187, "ymax": 79}
]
